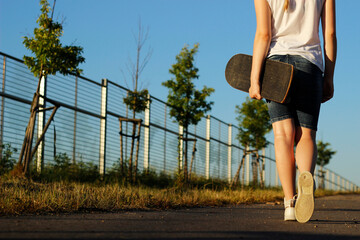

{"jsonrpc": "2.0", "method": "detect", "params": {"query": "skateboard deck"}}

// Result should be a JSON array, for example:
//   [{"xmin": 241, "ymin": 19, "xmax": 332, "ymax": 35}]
[{"xmin": 225, "ymin": 54, "xmax": 294, "ymax": 103}]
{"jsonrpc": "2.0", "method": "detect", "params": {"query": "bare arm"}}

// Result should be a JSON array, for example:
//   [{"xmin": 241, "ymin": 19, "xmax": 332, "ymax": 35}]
[
  {"xmin": 321, "ymin": 0, "xmax": 337, "ymax": 103},
  {"xmin": 250, "ymin": 0, "xmax": 272, "ymax": 100}
]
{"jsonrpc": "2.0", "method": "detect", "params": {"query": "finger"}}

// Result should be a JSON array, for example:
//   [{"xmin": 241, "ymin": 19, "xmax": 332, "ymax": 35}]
[{"xmin": 255, "ymin": 93, "xmax": 262, "ymax": 100}]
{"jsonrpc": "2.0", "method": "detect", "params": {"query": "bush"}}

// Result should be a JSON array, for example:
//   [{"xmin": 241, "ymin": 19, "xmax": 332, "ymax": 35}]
[
  {"xmin": 33, "ymin": 152, "xmax": 99, "ymax": 182},
  {"xmin": 138, "ymin": 169, "xmax": 174, "ymax": 188},
  {"xmin": 0, "ymin": 143, "xmax": 17, "ymax": 175},
  {"xmin": 6, "ymin": 150, "xmax": 251, "ymax": 191}
]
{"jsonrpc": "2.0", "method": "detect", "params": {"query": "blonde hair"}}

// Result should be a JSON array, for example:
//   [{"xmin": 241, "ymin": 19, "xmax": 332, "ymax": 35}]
[{"xmin": 284, "ymin": 0, "xmax": 289, "ymax": 11}]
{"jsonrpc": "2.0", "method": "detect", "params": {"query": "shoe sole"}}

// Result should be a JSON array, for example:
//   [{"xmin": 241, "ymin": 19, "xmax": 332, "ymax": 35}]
[{"xmin": 295, "ymin": 171, "xmax": 314, "ymax": 223}]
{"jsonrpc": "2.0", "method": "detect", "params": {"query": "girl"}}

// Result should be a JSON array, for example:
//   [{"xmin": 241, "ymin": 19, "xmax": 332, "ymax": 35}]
[{"xmin": 250, "ymin": 0, "xmax": 336, "ymax": 223}]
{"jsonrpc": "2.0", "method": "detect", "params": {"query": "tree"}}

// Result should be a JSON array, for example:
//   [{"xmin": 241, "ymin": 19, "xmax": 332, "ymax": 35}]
[
  {"xmin": 162, "ymin": 43, "xmax": 214, "ymax": 183},
  {"xmin": 121, "ymin": 20, "xmax": 152, "ymax": 183},
  {"xmin": 317, "ymin": 141, "xmax": 336, "ymax": 189},
  {"xmin": 16, "ymin": 0, "xmax": 85, "ymax": 176},
  {"xmin": 123, "ymin": 20, "xmax": 152, "ymax": 115},
  {"xmin": 231, "ymin": 97, "xmax": 271, "ymax": 187},
  {"xmin": 23, "ymin": 0, "xmax": 85, "ymax": 77}
]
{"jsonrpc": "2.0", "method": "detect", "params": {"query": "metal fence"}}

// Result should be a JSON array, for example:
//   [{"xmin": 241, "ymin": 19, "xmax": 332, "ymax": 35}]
[{"xmin": 0, "ymin": 51, "xmax": 358, "ymax": 192}]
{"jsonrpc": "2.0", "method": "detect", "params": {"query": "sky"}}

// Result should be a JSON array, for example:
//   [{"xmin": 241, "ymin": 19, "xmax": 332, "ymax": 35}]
[{"xmin": 1, "ymin": 0, "xmax": 360, "ymax": 186}]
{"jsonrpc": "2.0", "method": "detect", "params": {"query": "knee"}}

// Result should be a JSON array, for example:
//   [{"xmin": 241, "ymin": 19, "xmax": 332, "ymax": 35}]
[
  {"xmin": 295, "ymin": 127, "xmax": 316, "ymax": 145},
  {"xmin": 272, "ymin": 119, "xmax": 296, "ymax": 144},
  {"xmin": 274, "ymin": 131, "xmax": 295, "ymax": 145}
]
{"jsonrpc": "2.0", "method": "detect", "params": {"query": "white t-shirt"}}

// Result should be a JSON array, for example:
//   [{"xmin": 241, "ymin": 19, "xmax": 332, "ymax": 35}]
[{"xmin": 266, "ymin": 0, "xmax": 325, "ymax": 72}]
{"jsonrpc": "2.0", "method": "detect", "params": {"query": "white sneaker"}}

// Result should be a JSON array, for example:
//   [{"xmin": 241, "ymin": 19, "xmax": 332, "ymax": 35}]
[
  {"xmin": 295, "ymin": 171, "xmax": 314, "ymax": 223},
  {"xmin": 284, "ymin": 196, "xmax": 296, "ymax": 221}
]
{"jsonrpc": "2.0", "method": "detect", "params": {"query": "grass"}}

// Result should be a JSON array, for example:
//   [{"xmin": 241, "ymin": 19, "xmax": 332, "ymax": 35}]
[
  {"xmin": 1, "ymin": 147, "xmax": 358, "ymax": 216},
  {"xmin": 0, "ymin": 151, "xmax": 356, "ymax": 215},
  {"xmin": 0, "ymin": 176, "xmax": 347, "ymax": 216}
]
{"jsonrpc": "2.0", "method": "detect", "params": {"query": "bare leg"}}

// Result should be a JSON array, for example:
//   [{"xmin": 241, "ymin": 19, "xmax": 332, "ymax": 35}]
[
  {"xmin": 272, "ymin": 118, "xmax": 296, "ymax": 201},
  {"xmin": 295, "ymin": 127, "xmax": 317, "ymax": 174},
  {"xmin": 294, "ymin": 127, "xmax": 316, "ymax": 223}
]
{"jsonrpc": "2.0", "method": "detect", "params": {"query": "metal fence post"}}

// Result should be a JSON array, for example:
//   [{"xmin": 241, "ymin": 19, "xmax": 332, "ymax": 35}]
[
  {"xmin": 179, "ymin": 125, "xmax": 183, "ymax": 170},
  {"xmin": 246, "ymin": 145, "xmax": 250, "ymax": 185},
  {"xmin": 268, "ymin": 145, "xmax": 272, "ymax": 186},
  {"xmin": 72, "ymin": 76, "xmax": 78, "ymax": 163},
  {"xmin": 0, "ymin": 56, "xmax": 6, "ymax": 160},
  {"xmin": 217, "ymin": 121, "xmax": 221, "ymax": 178},
  {"xmin": 143, "ymin": 94, "xmax": 150, "ymax": 171},
  {"xmin": 37, "ymin": 75, "xmax": 47, "ymax": 173},
  {"xmin": 227, "ymin": 124, "xmax": 232, "ymax": 183},
  {"xmin": 268, "ymin": 154, "xmax": 272, "ymax": 186},
  {"xmin": 99, "ymin": 78, "xmax": 108, "ymax": 176},
  {"xmin": 163, "ymin": 105, "xmax": 167, "ymax": 172},
  {"xmin": 262, "ymin": 148, "xmax": 265, "ymax": 185},
  {"xmin": 205, "ymin": 115, "xmax": 210, "ymax": 179},
  {"xmin": 325, "ymin": 170, "xmax": 330, "ymax": 190}
]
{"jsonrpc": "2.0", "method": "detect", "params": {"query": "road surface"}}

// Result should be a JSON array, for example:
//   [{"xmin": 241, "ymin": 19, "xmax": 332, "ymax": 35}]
[{"xmin": 0, "ymin": 194, "xmax": 359, "ymax": 239}]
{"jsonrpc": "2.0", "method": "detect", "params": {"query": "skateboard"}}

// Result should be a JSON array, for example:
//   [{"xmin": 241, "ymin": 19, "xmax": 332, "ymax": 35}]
[{"xmin": 225, "ymin": 54, "xmax": 294, "ymax": 103}]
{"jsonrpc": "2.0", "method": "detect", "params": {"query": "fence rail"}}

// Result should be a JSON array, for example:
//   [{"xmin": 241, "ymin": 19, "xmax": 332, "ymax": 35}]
[{"xmin": 0, "ymin": 51, "xmax": 358, "ymax": 192}]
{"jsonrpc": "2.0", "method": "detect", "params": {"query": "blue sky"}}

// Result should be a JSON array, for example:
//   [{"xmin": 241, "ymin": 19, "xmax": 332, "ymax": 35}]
[{"xmin": 1, "ymin": 0, "xmax": 360, "ymax": 186}]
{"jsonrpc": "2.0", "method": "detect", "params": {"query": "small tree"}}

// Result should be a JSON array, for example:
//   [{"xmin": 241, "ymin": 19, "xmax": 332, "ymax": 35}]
[
  {"xmin": 317, "ymin": 141, "xmax": 336, "ymax": 189},
  {"xmin": 16, "ymin": 0, "xmax": 85, "ymax": 176},
  {"xmin": 123, "ymin": 20, "xmax": 152, "ymax": 115},
  {"xmin": 232, "ymin": 97, "xmax": 271, "ymax": 187},
  {"xmin": 162, "ymin": 44, "xmax": 214, "ymax": 183},
  {"xmin": 121, "ymin": 20, "xmax": 152, "ymax": 183}
]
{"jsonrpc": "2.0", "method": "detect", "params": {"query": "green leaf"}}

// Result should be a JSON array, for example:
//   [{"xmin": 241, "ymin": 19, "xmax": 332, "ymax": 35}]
[
  {"xmin": 162, "ymin": 43, "xmax": 214, "ymax": 128},
  {"xmin": 22, "ymin": 0, "xmax": 85, "ymax": 77},
  {"xmin": 235, "ymin": 97, "xmax": 271, "ymax": 149},
  {"xmin": 316, "ymin": 141, "xmax": 336, "ymax": 167}
]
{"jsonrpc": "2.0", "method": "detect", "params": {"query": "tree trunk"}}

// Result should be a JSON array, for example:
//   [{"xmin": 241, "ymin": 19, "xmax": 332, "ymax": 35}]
[
  {"xmin": 241, "ymin": 147, "xmax": 248, "ymax": 187},
  {"xmin": 119, "ymin": 120, "xmax": 124, "ymax": 174},
  {"xmin": 251, "ymin": 153, "xmax": 258, "ymax": 185},
  {"xmin": 231, "ymin": 149, "xmax": 246, "ymax": 188},
  {"xmin": 319, "ymin": 166, "xmax": 325, "ymax": 189},
  {"xmin": 128, "ymin": 121, "xmax": 136, "ymax": 183},
  {"xmin": 184, "ymin": 129, "xmax": 188, "ymax": 183},
  {"xmin": 18, "ymin": 72, "xmax": 43, "ymax": 176},
  {"xmin": 188, "ymin": 140, "xmax": 197, "ymax": 181},
  {"xmin": 133, "ymin": 120, "xmax": 142, "ymax": 182},
  {"xmin": 23, "ymin": 110, "xmax": 37, "ymax": 175},
  {"xmin": 259, "ymin": 155, "xmax": 265, "ymax": 188}
]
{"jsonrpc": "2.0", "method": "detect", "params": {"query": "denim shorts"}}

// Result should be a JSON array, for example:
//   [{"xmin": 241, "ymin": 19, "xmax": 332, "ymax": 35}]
[{"xmin": 266, "ymin": 55, "xmax": 323, "ymax": 131}]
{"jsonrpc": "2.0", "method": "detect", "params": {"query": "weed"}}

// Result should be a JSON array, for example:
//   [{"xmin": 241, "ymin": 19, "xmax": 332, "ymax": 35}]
[
  {"xmin": 30, "ymin": 153, "xmax": 99, "ymax": 183},
  {"xmin": 0, "ymin": 143, "xmax": 17, "ymax": 175}
]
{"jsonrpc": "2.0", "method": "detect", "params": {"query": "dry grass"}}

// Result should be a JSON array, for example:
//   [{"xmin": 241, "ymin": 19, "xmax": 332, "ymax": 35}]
[{"xmin": 0, "ymin": 178, "xmax": 348, "ymax": 215}]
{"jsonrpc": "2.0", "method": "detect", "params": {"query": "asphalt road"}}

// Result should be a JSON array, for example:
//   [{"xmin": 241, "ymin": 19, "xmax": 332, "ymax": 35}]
[{"xmin": 0, "ymin": 194, "xmax": 359, "ymax": 240}]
